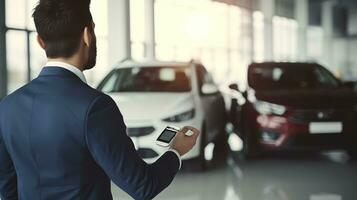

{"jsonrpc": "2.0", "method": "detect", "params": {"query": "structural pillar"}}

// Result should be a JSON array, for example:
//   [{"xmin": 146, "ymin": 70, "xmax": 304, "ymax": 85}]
[
  {"xmin": 0, "ymin": 0, "xmax": 7, "ymax": 99},
  {"xmin": 144, "ymin": 0, "xmax": 156, "ymax": 59},
  {"xmin": 248, "ymin": 1, "xmax": 255, "ymax": 63},
  {"xmin": 108, "ymin": 0, "xmax": 131, "ymax": 66},
  {"xmin": 261, "ymin": 0, "xmax": 275, "ymax": 61},
  {"xmin": 295, "ymin": 0, "xmax": 308, "ymax": 61},
  {"xmin": 321, "ymin": 0, "xmax": 335, "ymax": 67}
]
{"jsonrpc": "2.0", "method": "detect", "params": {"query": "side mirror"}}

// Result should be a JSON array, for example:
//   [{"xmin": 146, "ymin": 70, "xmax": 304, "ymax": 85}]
[
  {"xmin": 202, "ymin": 83, "xmax": 219, "ymax": 95},
  {"xmin": 229, "ymin": 83, "xmax": 239, "ymax": 91}
]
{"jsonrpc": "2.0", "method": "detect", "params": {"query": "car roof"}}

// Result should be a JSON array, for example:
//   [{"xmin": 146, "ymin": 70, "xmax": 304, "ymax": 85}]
[
  {"xmin": 249, "ymin": 62, "xmax": 321, "ymax": 68},
  {"xmin": 114, "ymin": 60, "xmax": 202, "ymax": 69}
]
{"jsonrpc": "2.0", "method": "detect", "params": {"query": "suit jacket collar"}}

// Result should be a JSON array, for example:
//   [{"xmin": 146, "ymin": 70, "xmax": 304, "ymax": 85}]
[
  {"xmin": 39, "ymin": 67, "xmax": 85, "ymax": 83},
  {"xmin": 45, "ymin": 61, "xmax": 87, "ymax": 83}
]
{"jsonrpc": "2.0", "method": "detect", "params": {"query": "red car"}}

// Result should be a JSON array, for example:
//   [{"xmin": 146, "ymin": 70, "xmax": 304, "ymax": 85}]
[{"xmin": 229, "ymin": 62, "xmax": 357, "ymax": 159}]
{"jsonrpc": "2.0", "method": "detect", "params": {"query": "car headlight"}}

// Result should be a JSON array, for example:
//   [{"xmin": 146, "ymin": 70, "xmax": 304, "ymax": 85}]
[
  {"xmin": 163, "ymin": 109, "xmax": 195, "ymax": 122},
  {"xmin": 254, "ymin": 101, "xmax": 286, "ymax": 115}
]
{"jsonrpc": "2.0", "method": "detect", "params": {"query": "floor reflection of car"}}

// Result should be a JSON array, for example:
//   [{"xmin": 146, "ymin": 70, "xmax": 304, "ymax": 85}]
[
  {"xmin": 228, "ymin": 156, "xmax": 355, "ymax": 200},
  {"xmin": 228, "ymin": 62, "xmax": 357, "ymax": 158},
  {"xmin": 97, "ymin": 60, "xmax": 227, "ymax": 170}
]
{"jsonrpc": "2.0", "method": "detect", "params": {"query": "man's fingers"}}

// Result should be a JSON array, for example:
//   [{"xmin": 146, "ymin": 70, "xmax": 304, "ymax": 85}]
[
  {"xmin": 188, "ymin": 127, "xmax": 200, "ymax": 137},
  {"xmin": 184, "ymin": 126, "xmax": 199, "ymax": 133},
  {"xmin": 179, "ymin": 126, "xmax": 189, "ymax": 134},
  {"xmin": 181, "ymin": 127, "xmax": 200, "ymax": 136}
]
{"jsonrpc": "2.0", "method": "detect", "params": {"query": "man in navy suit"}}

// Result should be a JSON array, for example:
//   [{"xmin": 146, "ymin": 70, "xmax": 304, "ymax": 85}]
[{"xmin": 0, "ymin": 0, "xmax": 200, "ymax": 199}]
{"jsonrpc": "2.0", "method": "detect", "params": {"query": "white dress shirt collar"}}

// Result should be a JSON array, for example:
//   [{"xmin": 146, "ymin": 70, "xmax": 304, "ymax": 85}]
[{"xmin": 45, "ymin": 61, "xmax": 87, "ymax": 83}]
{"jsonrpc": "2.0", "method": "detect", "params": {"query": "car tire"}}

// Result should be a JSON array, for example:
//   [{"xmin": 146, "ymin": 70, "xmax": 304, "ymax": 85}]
[
  {"xmin": 242, "ymin": 122, "xmax": 260, "ymax": 160},
  {"xmin": 197, "ymin": 124, "xmax": 208, "ymax": 171},
  {"xmin": 242, "ymin": 134, "xmax": 255, "ymax": 160},
  {"xmin": 213, "ymin": 127, "xmax": 229, "ymax": 163},
  {"xmin": 347, "ymin": 150, "xmax": 357, "ymax": 161}
]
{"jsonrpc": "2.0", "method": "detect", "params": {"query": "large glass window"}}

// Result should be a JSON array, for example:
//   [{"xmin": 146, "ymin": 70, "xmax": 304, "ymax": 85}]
[
  {"xmin": 307, "ymin": 26, "xmax": 324, "ymax": 63},
  {"xmin": 84, "ymin": 0, "xmax": 109, "ymax": 86},
  {"xmin": 6, "ymin": 0, "xmax": 27, "ymax": 29},
  {"xmin": 130, "ymin": 0, "xmax": 146, "ymax": 60},
  {"xmin": 273, "ymin": 16, "xmax": 298, "ymax": 61},
  {"xmin": 30, "ymin": 32, "xmax": 46, "ymax": 79},
  {"xmin": 253, "ymin": 11, "xmax": 264, "ymax": 62},
  {"xmin": 5, "ymin": 0, "xmax": 37, "ymax": 93},
  {"xmin": 5, "ymin": 0, "xmax": 109, "ymax": 93},
  {"xmin": 154, "ymin": 0, "xmax": 253, "ymax": 85},
  {"xmin": 6, "ymin": 31, "xmax": 28, "ymax": 93}
]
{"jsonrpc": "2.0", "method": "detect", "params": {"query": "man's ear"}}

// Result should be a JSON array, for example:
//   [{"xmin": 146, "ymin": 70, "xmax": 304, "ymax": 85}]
[
  {"xmin": 37, "ymin": 35, "xmax": 46, "ymax": 50},
  {"xmin": 83, "ymin": 26, "xmax": 92, "ymax": 47}
]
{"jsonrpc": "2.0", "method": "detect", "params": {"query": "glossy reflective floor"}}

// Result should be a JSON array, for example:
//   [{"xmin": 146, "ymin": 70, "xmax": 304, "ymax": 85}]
[{"xmin": 112, "ymin": 151, "xmax": 357, "ymax": 200}]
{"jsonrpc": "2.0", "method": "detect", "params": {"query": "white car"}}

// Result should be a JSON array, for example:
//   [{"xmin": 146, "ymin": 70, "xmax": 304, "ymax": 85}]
[{"xmin": 97, "ymin": 60, "xmax": 227, "ymax": 170}]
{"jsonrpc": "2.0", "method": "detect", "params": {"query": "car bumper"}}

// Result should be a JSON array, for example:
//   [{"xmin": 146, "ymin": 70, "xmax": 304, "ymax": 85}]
[
  {"xmin": 280, "ymin": 133, "xmax": 355, "ymax": 151},
  {"xmin": 125, "ymin": 117, "xmax": 202, "ymax": 163},
  {"xmin": 255, "ymin": 114, "xmax": 357, "ymax": 151},
  {"xmin": 260, "ymin": 132, "xmax": 356, "ymax": 151}
]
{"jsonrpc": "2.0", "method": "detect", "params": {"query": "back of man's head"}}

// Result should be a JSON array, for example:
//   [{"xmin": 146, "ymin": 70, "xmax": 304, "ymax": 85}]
[{"xmin": 33, "ymin": 0, "xmax": 93, "ymax": 58}]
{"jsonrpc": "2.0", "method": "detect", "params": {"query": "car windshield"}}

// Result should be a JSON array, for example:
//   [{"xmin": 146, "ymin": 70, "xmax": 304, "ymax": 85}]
[
  {"xmin": 248, "ymin": 65, "xmax": 341, "ymax": 90},
  {"xmin": 98, "ymin": 66, "xmax": 192, "ymax": 92}
]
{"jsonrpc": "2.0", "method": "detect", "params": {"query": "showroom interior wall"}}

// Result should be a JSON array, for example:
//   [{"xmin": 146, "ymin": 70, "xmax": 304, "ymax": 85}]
[
  {"xmin": 344, "ymin": 1, "xmax": 357, "ymax": 80},
  {"xmin": 1, "ymin": 0, "xmax": 356, "ymax": 99},
  {"xmin": 320, "ymin": 0, "xmax": 357, "ymax": 80},
  {"xmin": 347, "ymin": 38, "xmax": 357, "ymax": 79}
]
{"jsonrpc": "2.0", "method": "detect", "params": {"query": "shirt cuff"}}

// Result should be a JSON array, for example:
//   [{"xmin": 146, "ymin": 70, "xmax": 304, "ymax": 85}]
[{"xmin": 168, "ymin": 149, "xmax": 182, "ymax": 170}]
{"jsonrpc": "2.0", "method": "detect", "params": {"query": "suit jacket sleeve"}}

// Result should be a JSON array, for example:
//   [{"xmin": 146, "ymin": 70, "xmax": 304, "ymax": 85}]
[
  {"xmin": 85, "ymin": 95, "xmax": 180, "ymax": 200},
  {"xmin": 0, "ymin": 125, "xmax": 18, "ymax": 200}
]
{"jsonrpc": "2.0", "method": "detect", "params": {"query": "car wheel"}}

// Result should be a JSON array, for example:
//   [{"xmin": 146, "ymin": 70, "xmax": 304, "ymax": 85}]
[
  {"xmin": 242, "ymin": 134, "xmax": 254, "ymax": 159},
  {"xmin": 347, "ymin": 150, "xmax": 357, "ymax": 161},
  {"xmin": 242, "ymin": 123, "xmax": 260, "ymax": 160},
  {"xmin": 213, "ymin": 127, "xmax": 229, "ymax": 163},
  {"xmin": 197, "ymin": 124, "xmax": 208, "ymax": 171}
]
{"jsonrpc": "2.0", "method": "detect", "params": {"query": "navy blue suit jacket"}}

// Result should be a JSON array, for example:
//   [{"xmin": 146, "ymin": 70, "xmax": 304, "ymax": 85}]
[{"xmin": 0, "ymin": 67, "xmax": 180, "ymax": 200}]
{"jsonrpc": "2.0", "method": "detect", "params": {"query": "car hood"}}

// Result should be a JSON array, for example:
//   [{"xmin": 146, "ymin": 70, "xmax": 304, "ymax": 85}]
[
  {"xmin": 254, "ymin": 88, "xmax": 357, "ymax": 109},
  {"xmin": 107, "ymin": 92, "xmax": 195, "ymax": 121}
]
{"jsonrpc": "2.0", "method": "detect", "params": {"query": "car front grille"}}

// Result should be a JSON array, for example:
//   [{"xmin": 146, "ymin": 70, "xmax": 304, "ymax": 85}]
[
  {"xmin": 127, "ymin": 127, "xmax": 155, "ymax": 137},
  {"xmin": 285, "ymin": 133, "xmax": 349, "ymax": 149},
  {"xmin": 289, "ymin": 109, "xmax": 354, "ymax": 122}
]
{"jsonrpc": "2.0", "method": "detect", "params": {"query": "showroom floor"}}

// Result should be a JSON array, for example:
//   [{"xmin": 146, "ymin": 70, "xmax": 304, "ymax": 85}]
[{"xmin": 111, "ymin": 151, "xmax": 357, "ymax": 200}]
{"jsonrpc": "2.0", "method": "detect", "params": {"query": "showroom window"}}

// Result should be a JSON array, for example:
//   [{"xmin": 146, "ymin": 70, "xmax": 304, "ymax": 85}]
[
  {"xmin": 5, "ymin": 0, "xmax": 41, "ymax": 94},
  {"xmin": 84, "ymin": 0, "xmax": 109, "ymax": 85},
  {"xmin": 4, "ymin": 0, "xmax": 109, "ymax": 92},
  {"xmin": 307, "ymin": 26, "xmax": 324, "ymax": 63},
  {"xmin": 253, "ymin": 11, "xmax": 264, "ymax": 63},
  {"xmin": 6, "ymin": 30, "xmax": 29, "ymax": 93},
  {"xmin": 153, "ymin": 0, "xmax": 253, "ymax": 85},
  {"xmin": 130, "ymin": 0, "xmax": 146, "ymax": 60},
  {"xmin": 273, "ymin": 16, "xmax": 298, "ymax": 62}
]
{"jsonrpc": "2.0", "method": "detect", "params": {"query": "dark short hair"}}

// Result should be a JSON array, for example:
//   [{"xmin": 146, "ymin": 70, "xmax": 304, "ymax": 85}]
[{"xmin": 33, "ymin": 0, "xmax": 93, "ymax": 58}]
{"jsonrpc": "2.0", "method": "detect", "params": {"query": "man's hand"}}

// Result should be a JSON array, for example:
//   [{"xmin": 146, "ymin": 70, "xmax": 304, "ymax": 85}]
[{"xmin": 170, "ymin": 126, "xmax": 200, "ymax": 156}]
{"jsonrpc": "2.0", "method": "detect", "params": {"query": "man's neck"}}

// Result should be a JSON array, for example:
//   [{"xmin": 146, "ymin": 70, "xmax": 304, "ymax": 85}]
[{"xmin": 47, "ymin": 58, "xmax": 84, "ymax": 72}]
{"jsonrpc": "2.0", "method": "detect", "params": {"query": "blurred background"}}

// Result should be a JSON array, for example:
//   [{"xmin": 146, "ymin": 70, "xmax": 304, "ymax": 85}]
[
  {"xmin": 2, "ymin": 0, "xmax": 357, "ymax": 94},
  {"xmin": 1, "ymin": 0, "xmax": 357, "ymax": 200}
]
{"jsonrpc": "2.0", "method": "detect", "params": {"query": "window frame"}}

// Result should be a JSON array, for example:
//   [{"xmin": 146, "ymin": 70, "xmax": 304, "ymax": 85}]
[
  {"xmin": 4, "ymin": 0, "xmax": 38, "ymax": 90},
  {"xmin": 0, "ymin": 0, "xmax": 7, "ymax": 99}
]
